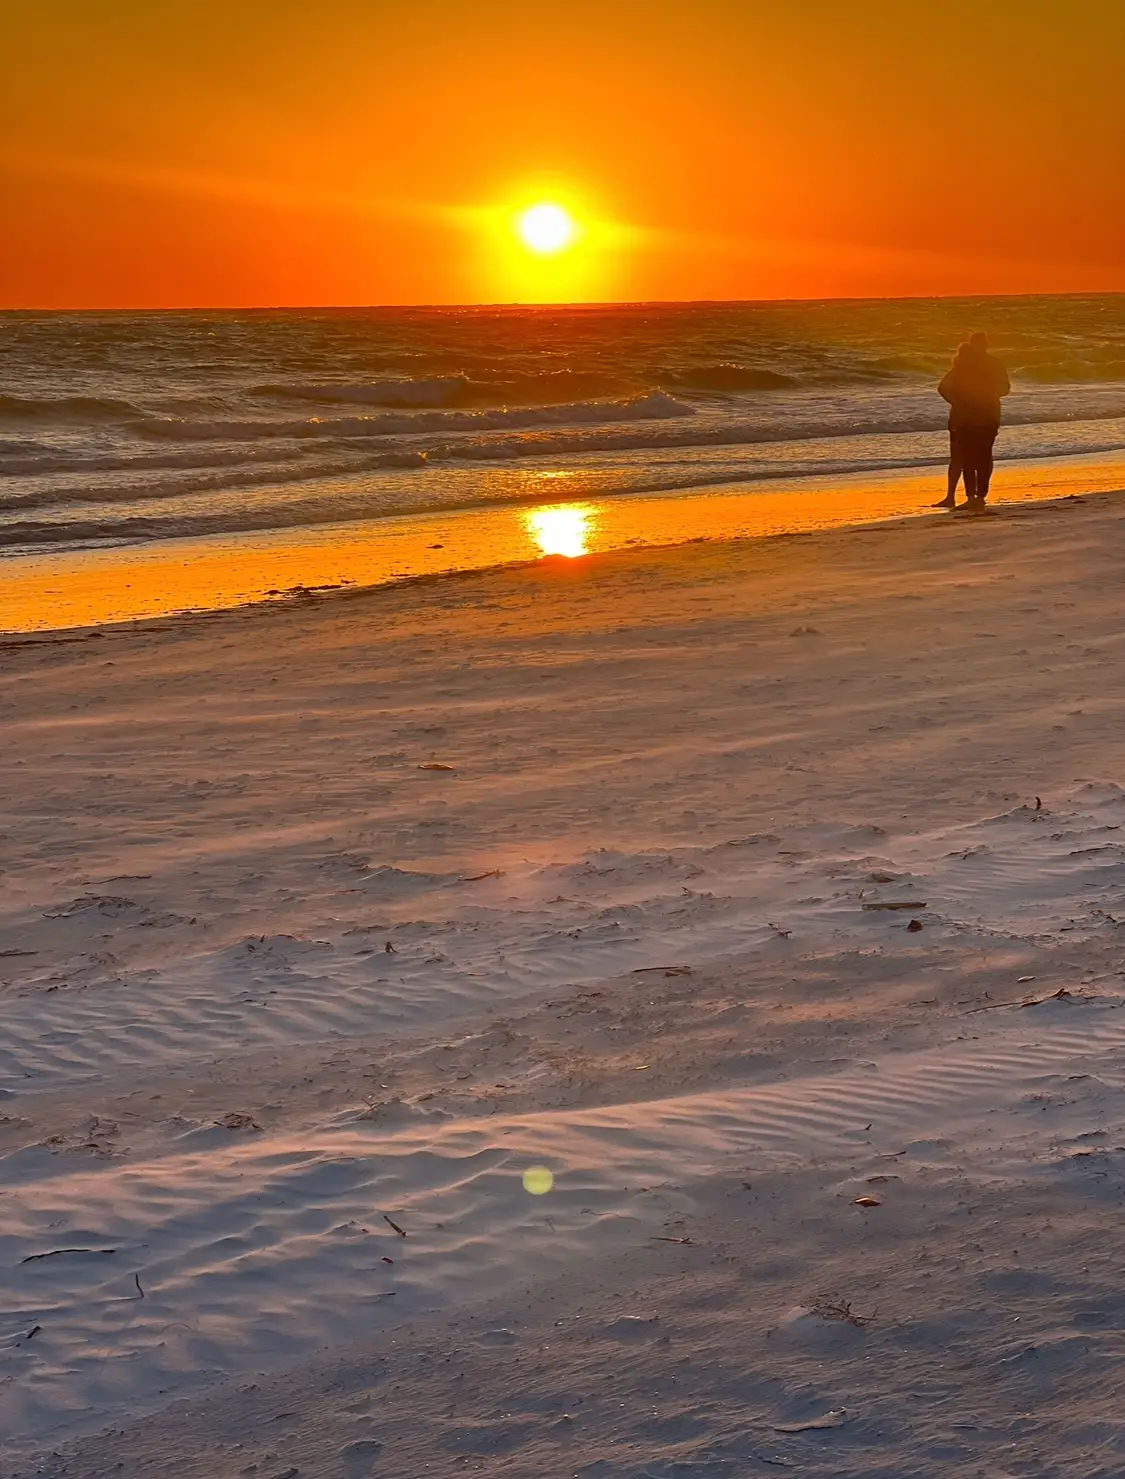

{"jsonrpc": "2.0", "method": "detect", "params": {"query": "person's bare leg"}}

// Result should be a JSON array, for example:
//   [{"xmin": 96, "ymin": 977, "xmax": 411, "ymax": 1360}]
[
  {"xmin": 933, "ymin": 442, "xmax": 962, "ymax": 508},
  {"xmin": 961, "ymin": 454, "xmax": 978, "ymax": 502},
  {"xmin": 976, "ymin": 435, "xmax": 996, "ymax": 500}
]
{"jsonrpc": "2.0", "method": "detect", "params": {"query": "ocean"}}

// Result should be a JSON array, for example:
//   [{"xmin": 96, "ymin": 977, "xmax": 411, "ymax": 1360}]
[{"xmin": 2, "ymin": 295, "xmax": 1124, "ymax": 558}]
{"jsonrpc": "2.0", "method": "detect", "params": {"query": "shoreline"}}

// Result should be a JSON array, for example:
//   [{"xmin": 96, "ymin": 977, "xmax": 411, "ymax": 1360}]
[{"xmin": 3, "ymin": 447, "xmax": 1124, "ymax": 635}]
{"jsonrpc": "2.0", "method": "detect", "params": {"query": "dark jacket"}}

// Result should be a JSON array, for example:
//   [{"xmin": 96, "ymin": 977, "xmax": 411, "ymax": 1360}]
[{"xmin": 938, "ymin": 352, "xmax": 1011, "ymax": 431}]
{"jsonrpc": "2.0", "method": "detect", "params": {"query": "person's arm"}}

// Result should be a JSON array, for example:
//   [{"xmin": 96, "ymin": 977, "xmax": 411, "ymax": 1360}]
[{"xmin": 996, "ymin": 362, "xmax": 1011, "ymax": 398}]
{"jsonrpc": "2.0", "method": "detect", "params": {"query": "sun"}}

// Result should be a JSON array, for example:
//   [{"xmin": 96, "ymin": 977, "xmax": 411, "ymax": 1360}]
[{"xmin": 517, "ymin": 203, "xmax": 577, "ymax": 255}]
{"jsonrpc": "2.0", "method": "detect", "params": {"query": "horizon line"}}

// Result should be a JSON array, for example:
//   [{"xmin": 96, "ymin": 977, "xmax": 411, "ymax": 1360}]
[{"xmin": 3, "ymin": 288, "xmax": 1124, "ymax": 316}]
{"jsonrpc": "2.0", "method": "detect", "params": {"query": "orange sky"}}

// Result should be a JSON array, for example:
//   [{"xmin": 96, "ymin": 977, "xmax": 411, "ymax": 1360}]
[{"xmin": 2, "ymin": 0, "xmax": 1122, "ymax": 307}]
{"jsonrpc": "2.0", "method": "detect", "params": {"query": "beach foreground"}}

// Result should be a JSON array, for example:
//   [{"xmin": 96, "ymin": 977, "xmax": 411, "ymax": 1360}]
[{"xmin": 3, "ymin": 490, "xmax": 1125, "ymax": 1476}]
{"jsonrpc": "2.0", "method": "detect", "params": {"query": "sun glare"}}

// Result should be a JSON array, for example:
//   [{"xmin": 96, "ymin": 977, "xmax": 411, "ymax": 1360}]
[
  {"xmin": 517, "ymin": 203, "xmax": 576, "ymax": 255},
  {"xmin": 525, "ymin": 504, "xmax": 594, "ymax": 558}
]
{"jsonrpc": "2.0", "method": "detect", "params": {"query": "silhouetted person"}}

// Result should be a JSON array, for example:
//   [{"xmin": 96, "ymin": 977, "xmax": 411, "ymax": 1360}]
[{"xmin": 937, "ymin": 332, "xmax": 1010, "ymax": 509}]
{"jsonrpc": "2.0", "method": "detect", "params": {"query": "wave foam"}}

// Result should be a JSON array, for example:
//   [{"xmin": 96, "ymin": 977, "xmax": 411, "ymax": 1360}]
[{"xmin": 136, "ymin": 391, "xmax": 695, "ymax": 443}]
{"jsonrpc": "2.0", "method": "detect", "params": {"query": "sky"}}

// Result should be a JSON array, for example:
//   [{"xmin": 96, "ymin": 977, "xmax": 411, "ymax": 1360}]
[{"xmin": 1, "ymin": 0, "xmax": 1123, "ymax": 307}]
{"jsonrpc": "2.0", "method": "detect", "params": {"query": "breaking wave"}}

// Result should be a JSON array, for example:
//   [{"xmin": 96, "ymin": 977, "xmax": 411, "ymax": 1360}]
[
  {"xmin": 0, "ymin": 394, "xmax": 144, "ymax": 423},
  {"xmin": 135, "ymin": 391, "xmax": 695, "ymax": 442}
]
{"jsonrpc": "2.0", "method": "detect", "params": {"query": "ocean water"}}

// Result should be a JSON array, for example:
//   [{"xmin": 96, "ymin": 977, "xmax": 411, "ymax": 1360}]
[{"xmin": 2, "ymin": 295, "xmax": 1124, "ymax": 557}]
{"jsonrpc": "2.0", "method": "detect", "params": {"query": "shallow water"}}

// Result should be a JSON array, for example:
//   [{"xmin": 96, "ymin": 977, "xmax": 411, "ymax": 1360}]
[
  {"xmin": 3, "ymin": 453, "xmax": 1123, "ymax": 633},
  {"xmin": 3, "ymin": 296, "xmax": 1124, "ymax": 558}
]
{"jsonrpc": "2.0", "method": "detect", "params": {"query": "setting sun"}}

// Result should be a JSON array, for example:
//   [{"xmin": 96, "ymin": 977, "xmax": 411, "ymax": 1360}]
[{"xmin": 517, "ymin": 204, "xmax": 577, "ymax": 255}]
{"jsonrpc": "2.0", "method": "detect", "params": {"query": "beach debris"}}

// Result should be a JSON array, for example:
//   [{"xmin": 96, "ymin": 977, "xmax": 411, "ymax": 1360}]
[
  {"xmin": 772, "ymin": 1408, "xmax": 849, "ymax": 1433},
  {"xmin": 768, "ymin": 922, "xmax": 792, "ymax": 937},
  {"xmin": 381, "ymin": 1256, "xmax": 394, "ymax": 1265},
  {"xmin": 384, "ymin": 941, "xmax": 397, "ymax": 953},
  {"xmin": 907, "ymin": 918, "xmax": 924, "ymax": 932},
  {"xmin": 811, "ymin": 1299, "xmax": 874, "ymax": 1327},
  {"xmin": 789, "ymin": 626, "xmax": 823, "ymax": 636},
  {"xmin": 655, "ymin": 1236, "xmax": 695, "ymax": 1245},
  {"xmin": 0, "ymin": 949, "xmax": 37, "ymax": 958},
  {"xmin": 462, "ymin": 869, "xmax": 504, "ymax": 882},
  {"xmin": 862, "ymin": 900, "xmax": 927, "ymax": 911},
  {"xmin": 1035, "ymin": 796, "xmax": 1043, "ymax": 810},
  {"xmin": 215, "ymin": 1112, "xmax": 262, "ymax": 1132},
  {"xmin": 24, "ymin": 1325, "xmax": 42, "ymax": 1341},
  {"xmin": 964, "ymin": 985, "xmax": 1074, "ymax": 1016},
  {"xmin": 417, "ymin": 762, "xmax": 455, "ymax": 772},
  {"xmin": 383, "ymin": 1214, "xmax": 407, "ymax": 1237},
  {"xmin": 134, "ymin": 1273, "xmax": 145, "ymax": 1298},
  {"xmin": 853, "ymin": 1196, "xmax": 881, "ymax": 1208},
  {"xmin": 1018, "ymin": 975, "xmax": 1036, "ymax": 984},
  {"xmin": 632, "ymin": 965, "xmax": 692, "ymax": 976},
  {"xmin": 22, "ymin": 1247, "xmax": 117, "ymax": 1263},
  {"xmin": 868, "ymin": 870, "xmax": 896, "ymax": 883}
]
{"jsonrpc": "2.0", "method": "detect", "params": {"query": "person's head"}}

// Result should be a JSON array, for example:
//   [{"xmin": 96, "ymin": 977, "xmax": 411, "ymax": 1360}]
[
  {"xmin": 953, "ymin": 341, "xmax": 973, "ymax": 365},
  {"xmin": 969, "ymin": 331, "xmax": 989, "ymax": 354}
]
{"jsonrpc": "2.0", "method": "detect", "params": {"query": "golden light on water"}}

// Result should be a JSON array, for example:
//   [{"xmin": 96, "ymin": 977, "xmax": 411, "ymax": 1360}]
[
  {"xmin": 516, "ymin": 203, "xmax": 577, "ymax": 254},
  {"xmin": 525, "ymin": 504, "xmax": 594, "ymax": 558},
  {"xmin": 522, "ymin": 1166, "xmax": 554, "ymax": 1195}
]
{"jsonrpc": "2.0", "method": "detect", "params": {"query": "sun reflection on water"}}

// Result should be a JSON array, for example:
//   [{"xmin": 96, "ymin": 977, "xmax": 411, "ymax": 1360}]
[{"xmin": 524, "ymin": 504, "xmax": 595, "ymax": 558}]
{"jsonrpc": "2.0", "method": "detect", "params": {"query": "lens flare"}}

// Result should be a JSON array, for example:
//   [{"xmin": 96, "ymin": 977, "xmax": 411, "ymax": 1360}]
[{"xmin": 522, "ymin": 1166, "xmax": 554, "ymax": 1195}]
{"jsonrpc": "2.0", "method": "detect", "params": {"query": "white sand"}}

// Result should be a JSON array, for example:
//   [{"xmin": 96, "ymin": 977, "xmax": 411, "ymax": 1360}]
[{"xmin": 3, "ymin": 491, "xmax": 1125, "ymax": 1476}]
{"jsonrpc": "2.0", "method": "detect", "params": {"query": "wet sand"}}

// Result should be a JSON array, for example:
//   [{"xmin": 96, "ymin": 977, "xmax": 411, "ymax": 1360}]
[{"xmin": 4, "ymin": 450, "xmax": 1124, "ymax": 633}]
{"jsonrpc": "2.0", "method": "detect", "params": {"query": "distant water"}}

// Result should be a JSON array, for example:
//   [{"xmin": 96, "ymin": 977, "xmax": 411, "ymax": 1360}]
[{"xmin": 2, "ymin": 295, "xmax": 1124, "ymax": 556}]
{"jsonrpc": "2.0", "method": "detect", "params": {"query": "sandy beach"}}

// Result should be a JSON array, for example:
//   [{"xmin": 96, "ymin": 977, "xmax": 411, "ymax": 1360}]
[{"xmin": 4, "ymin": 486, "xmax": 1125, "ymax": 1477}]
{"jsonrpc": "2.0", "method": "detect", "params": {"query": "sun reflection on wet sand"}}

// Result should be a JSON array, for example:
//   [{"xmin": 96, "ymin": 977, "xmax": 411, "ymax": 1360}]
[
  {"xmin": 524, "ymin": 503, "xmax": 596, "ymax": 558},
  {"xmin": 4, "ymin": 455, "xmax": 1125, "ymax": 634}
]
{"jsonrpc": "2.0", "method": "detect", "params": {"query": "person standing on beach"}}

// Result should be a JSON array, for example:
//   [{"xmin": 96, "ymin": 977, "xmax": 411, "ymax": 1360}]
[
  {"xmin": 935, "ymin": 332, "xmax": 1010, "ymax": 509},
  {"xmin": 932, "ymin": 341, "xmax": 970, "ymax": 508}
]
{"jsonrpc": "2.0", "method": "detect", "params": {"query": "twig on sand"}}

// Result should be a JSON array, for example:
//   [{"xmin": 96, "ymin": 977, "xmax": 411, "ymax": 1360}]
[
  {"xmin": 632, "ymin": 965, "xmax": 692, "ymax": 976},
  {"xmin": 812, "ymin": 1299, "xmax": 875, "ymax": 1327},
  {"xmin": 963, "ymin": 986, "xmax": 1074, "ymax": 1015},
  {"xmin": 383, "ymin": 1214, "xmax": 407, "ymax": 1237},
  {"xmin": 654, "ymin": 1236, "xmax": 695, "ymax": 1245},
  {"xmin": 862, "ymin": 901, "xmax": 927, "ymax": 912},
  {"xmin": 134, "ymin": 1273, "xmax": 145, "ymax": 1298},
  {"xmin": 463, "ymin": 869, "xmax": 504, "ymax": 882},
  {"xmin": 23, "ymin": 1325, "xmax": 42, "ymax": 1341},
  {"xmin": 768, "ymin": 922, "xmax": 792, "ymax": 938},
  {"xmin": 22, "ymin": 1248, "xmax": 117, "ymax": 1263},
  {"xmin": 772, "ymin": 1408, "xmax": 849, "ymax": 1433}
]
